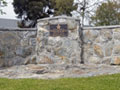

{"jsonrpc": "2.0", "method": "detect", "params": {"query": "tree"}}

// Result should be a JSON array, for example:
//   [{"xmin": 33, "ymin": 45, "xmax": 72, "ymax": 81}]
[
  {"xmin": 91, "ymin": 0, "xmax": 120, "ymax": 26},
  {"xmin": 75, "ymin": 0, "xmax": 102, "ymax": 26},
  {"xmin": 0, "ymin": 0, "xmax": 7, "ymax": 14},
  {"xmin": 13, "ymin": 0, "xmax": 53, "ymax": 27},
  {"xmin": 51, "ymin": 0, "xmax": 76, "ymax": 16},
  {"xmin": 74, "ymin": 0, "xmax": 103, "ymax": 64},
  {"xmin": 13, "ymin": 0, "xmax": 76, "ymax": 28}
]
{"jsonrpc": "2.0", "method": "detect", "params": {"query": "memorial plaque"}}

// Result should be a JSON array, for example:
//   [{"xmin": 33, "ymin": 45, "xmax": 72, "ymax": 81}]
[{"xmin": 50, "ymin": 24, "xmax": 68, "ymax": 37}]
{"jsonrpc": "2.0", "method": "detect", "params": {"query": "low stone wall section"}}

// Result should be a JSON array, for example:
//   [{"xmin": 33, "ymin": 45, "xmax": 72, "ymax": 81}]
[
  {"xmin": 83, "ymin": 25, "xmax": 120, "ymax": 65},
  {"xmin": 0, "ymin": 28, "xmax": 37, "ymax": 67},
  {"xmin": 0, "ymin": 17, "xmax": 120, "ymax": 67}
]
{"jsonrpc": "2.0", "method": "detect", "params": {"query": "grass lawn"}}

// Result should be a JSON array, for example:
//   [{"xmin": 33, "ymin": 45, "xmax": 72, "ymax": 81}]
[{"xmin": 0, "ymin": 74, "xmax": 120, "ymax": 90}]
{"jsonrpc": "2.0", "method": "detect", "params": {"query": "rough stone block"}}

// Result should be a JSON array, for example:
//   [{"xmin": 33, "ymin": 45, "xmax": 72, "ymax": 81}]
[
  {"xmin": 0, "ymin": 59, "xmax": 4, "ymax": 67},
  {"xmin": 104, "ymin": 41, "xmax": 113, "ymax": 56},
  {"xmin": 113, "ymin": 28, "xmax": 120, "ymax": 32},
  {"xmin": 29, "ymin": 38, "xmax": 36, "ymax": 46},
  {"xmin": 113, "ymin": 57, "xmax": 120, "ymax": 65},
  {"xmin": 100, "ymin": 29, "xmax": 113, "ymax": 42},
  {"xmin": 114, "ymin": 44, "xmax": 120, "ymax": 55},
  {"xmin": 0, "ymin": 51, "xmax": 4, "ymax": 57},
  {"xmin": 24, "ymin": 55, "xmax": 37, "ymax": 65},
  {"xmin": 93, "ymin": 44, "xmax": 104, "ymax": 58},
  {"xmin": 83, "ymin": 30, "xmax": 99, "ymax": 43},
  {"xmin": 89, "ymin": 56, "xmax": 101, "ymax": 64},
  {"xmin": 67, "ymin": 19, "xmax": 77, "ymax": 30},
  {"xmin": 102, "ymin": 58, "xmax": 111, "ymax": 65},
  {"xmin": 38, "ymin": 56, "xmax": 54, "ymax": 64},
  {"xmin": 114, "ymin": 33, "xmax": 120, "ymax": 40}
]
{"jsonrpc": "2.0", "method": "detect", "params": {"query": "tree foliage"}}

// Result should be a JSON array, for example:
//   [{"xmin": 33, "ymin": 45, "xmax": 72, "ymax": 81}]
[
  {"xmin": 51, "ymin": 0, "xmax": 76, "ymax": 16},
  {"xmin": 13, "ymin": 0, "xmax": 76, "ymax": 28},
  {"xmin": 13, "ymin": 0, "xmax": 52, "ymax": 27},
  {"xmin": 91, "ymin": 0, "xmax": 120, "ymax": 26}
]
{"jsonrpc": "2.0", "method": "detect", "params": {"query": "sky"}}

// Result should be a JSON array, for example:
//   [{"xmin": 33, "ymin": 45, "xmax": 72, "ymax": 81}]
[
  {"xmin": 0, "ymin": 0, "xmax": 104, "ymax": 19},
  {"xmin": 0, "ymin": 0, "xmax": 17, "ymax": 19},
  {"xmin": 0, "ymin": 0, "xmax": 105, "ymax": 25}
]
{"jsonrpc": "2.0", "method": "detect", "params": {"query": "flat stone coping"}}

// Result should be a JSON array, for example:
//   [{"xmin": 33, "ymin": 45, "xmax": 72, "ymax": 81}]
[
  {"xmin": 0, "ymin": 27, "xmax": 37, "ymax": 31},
  {"xmin": 37, "ymin": 16, "xmax": 80, "ymax": 22},
  {"xmin": 83, "ymin": 25, "xmax": 120, "ymax": 30}
]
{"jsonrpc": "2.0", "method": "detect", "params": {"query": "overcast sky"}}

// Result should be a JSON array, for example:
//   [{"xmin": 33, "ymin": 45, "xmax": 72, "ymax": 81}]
[{"xmin": 0, "ymin": 0, "xmax": 17, "ymax": 19}]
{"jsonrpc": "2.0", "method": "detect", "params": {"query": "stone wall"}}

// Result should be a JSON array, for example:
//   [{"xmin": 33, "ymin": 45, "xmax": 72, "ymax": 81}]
[
  {"xmin": 0, "ymin": 28, "xmax": 37, "ymax": 67},
  {"xmin": 83, "ymin": 25, "xmax": 120, "ymax": 65},
  {"xmin": 0, "ymin": 16, "xmax": 120, "ymax": 67},
  {"xmin": 36, "ymin": 16, "xmax": 81, "ymax": 65},
  {"xmin": 36, "ymin": 16, "xmax": 120, "ymax": 65}
]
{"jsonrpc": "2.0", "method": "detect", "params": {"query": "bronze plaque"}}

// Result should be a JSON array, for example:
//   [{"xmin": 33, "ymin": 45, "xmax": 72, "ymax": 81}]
[{"xmin": 50, "ymin": 24, "xmax": 68, "ymax": 37}]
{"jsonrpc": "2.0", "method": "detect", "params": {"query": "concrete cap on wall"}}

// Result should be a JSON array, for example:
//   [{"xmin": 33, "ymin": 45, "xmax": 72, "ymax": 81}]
[{"xmin": 37, "ymin": 16, "xmax": 80, "ymax": 23}]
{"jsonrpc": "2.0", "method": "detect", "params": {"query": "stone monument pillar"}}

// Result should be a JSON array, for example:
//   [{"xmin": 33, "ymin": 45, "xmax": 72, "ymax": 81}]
[{"xmin": 36, "ymin": 16, "xmax": 81, "ymax": 65}]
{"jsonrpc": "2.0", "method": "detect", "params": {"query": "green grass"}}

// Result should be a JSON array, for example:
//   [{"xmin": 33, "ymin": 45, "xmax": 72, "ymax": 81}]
[{"xmin": 0, "ymin": 74, "xmax": 120, "ymax": 90}]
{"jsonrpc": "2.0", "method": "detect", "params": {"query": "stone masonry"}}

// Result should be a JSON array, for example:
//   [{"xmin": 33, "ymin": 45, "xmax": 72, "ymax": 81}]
[
  {"xmin": 36, "ymin": 16, "xmax": 81, "ymax": 65},
  {"xmin": 0, "ymin": 28, "xmax": 37, "ymax": 67},
  {"xmin": 0, "ymin": 16, "xmax": 120, "ymax": 68},
  {"xmin": 83, "ymin": 26, "xmax": 120, "ymax": 65}
]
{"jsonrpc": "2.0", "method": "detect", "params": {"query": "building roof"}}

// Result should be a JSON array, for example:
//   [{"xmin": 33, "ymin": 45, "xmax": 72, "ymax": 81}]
[{"xmin": 0, "ymin": 18, "xmax": 19, "ymax": 28}]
